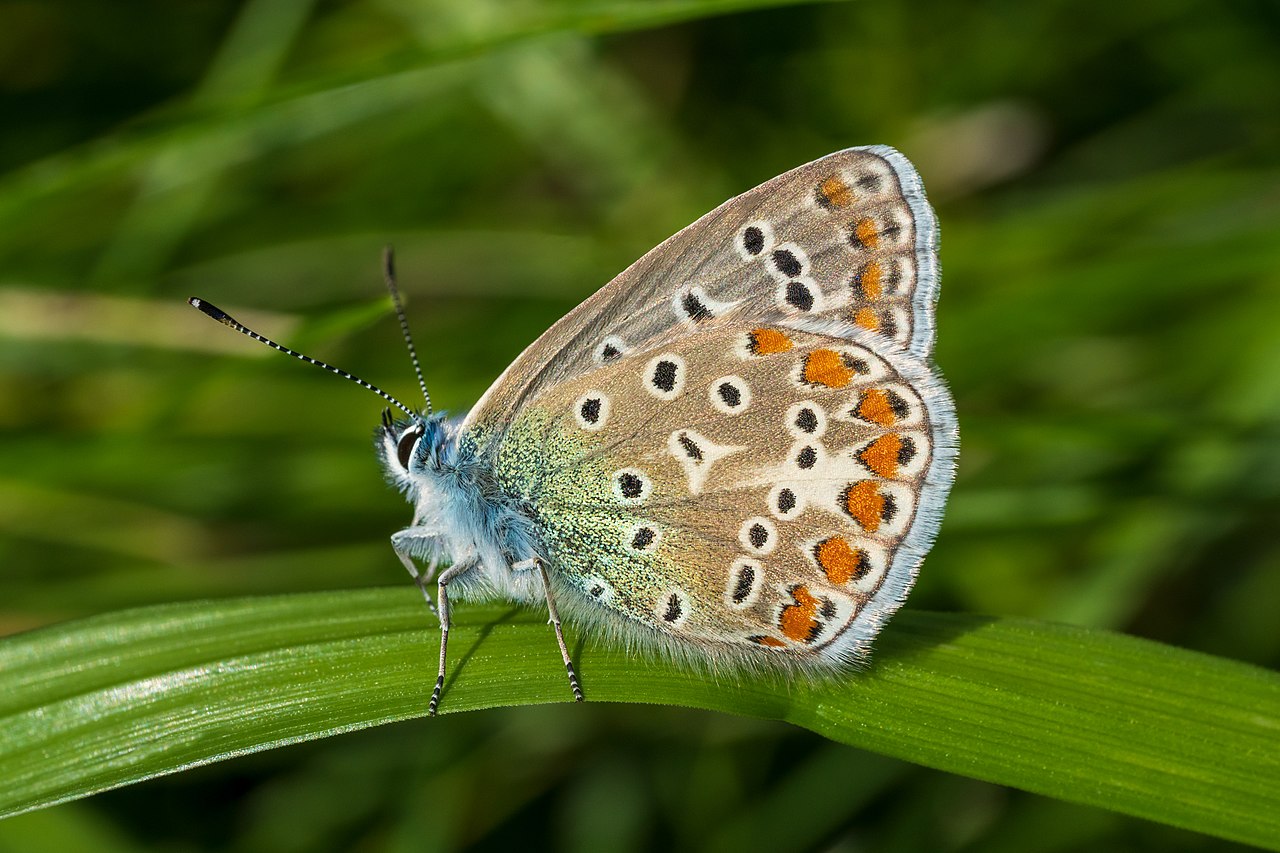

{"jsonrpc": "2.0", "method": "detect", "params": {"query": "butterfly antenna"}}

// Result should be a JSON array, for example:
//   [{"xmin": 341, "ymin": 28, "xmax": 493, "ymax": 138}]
[
  {"xmin": 188, "ymin": 297, "xmax": 417, "ymax": 419},
  {"xmin": 382, "ymin": 246, "xmax": 432, "ymax": 417}
]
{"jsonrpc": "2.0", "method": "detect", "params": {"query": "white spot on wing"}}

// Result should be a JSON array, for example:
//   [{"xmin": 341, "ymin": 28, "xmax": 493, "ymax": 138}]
[
  {"xmin": 610, "ymin": 467, "xmax": 653, "ymax": 506},
  {"xmin": 671, "ymin": 285, "xmax": 740, "ymax": 325},
  {"xmin": 708, "ymin": 375, "xmax": 751, "ymax": 414},
  {"xmin": 582, "ymin": 574, "xmax": 618, "ymax": 604},
  {"xmin": 625, "ymin": 522, "xmax": 662, "ymax": 554},
  {"xmin": 785, "ymin": 402, "xmax": 827, "ymax": 439},
  {"xmin": 593, "ymin": 335, "xmax": 629, "ymax": 365},
  {"xmin": 644, "ymin": 353, "xmax": 687, "ymax": 401},
  {"xmin": 656, "ymin": 588, "xmax": 691, "ymax": 629},
  {"xmin": 573, "ymin": 392, "xmax": 611, "ymax": 431},
  {"xmin": 738, "ymin": 516, "xmax": 778, "ymax": 556},
  {"xmin": 735, "ymin": 220, "xmax": 775, "ymax": 261},
  {"xmin": 725, "ymin": 557, "xmax": 762, "ymax": 609},
  {"xmin": 666, "ymin": 428, "xmax": 745, "ymax": 495},
  {"xmin": 768, "ymin": 484, "xmax": 804, "ymax": 520}
]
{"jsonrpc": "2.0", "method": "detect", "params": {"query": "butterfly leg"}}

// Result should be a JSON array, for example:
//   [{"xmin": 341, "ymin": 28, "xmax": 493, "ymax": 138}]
[
  {"xmin": 513, "ymin": 557, "xmax": 584, "ymax": 704},
  {"xmin": 391, "ymin": 528, "xmax": 440, "ymax": 615},
  {"xmin": 429, "ymin": 556, "xmax": 477, "ymax": 716}
]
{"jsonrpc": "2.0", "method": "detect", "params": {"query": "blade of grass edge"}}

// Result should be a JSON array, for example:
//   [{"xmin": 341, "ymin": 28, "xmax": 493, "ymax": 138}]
[{"xmin": 0, "ymin": 589, "xmax": 1276, "ymax": 849}]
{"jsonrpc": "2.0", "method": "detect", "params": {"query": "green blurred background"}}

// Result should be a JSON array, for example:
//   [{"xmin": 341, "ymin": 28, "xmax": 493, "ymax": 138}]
[{"xmin": 1, "ymin": 0, "xmax": 1277, "ymax": 849}]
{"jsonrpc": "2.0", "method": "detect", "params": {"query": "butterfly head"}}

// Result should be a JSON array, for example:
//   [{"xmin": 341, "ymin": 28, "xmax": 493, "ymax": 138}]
[{"xmin": 378, "ymin": 408, "xmax": 453, "ymax": 488}]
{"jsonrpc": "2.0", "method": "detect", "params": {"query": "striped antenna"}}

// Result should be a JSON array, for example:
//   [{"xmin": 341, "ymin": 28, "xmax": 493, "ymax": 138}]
[
  {"xmin": 188, "ymin": 297, "xmax": 417, "ymax": 419},
  {"xmin": 382, "ymin": 246, "xmax": 432, "ymax": 416}
]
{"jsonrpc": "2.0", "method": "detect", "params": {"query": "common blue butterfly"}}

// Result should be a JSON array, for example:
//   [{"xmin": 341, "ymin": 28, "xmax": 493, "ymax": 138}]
[{"xmin": 191, "ymin": 146, "xmax": 957, "ymax": 715}]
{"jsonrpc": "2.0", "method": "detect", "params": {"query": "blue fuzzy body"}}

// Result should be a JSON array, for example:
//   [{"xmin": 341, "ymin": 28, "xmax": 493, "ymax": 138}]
[{"xmin": 379, "ymin": 413, "xmax": 547, "ymax": 605}]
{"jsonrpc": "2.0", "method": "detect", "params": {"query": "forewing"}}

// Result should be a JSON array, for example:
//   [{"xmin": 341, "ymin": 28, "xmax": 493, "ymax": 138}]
[
  {"xmin": 461, "ymin": 146, "xmax": 939, "ymax": 461},
  {"xmin": 492, "ymin": 317, "xmax": 956, "ymax": 666}
]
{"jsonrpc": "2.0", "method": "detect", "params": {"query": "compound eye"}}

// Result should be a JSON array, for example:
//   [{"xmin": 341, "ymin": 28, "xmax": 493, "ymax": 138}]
[{"xmin": 397, "ymin": 425, "xmax": 423, "ymax": 470}]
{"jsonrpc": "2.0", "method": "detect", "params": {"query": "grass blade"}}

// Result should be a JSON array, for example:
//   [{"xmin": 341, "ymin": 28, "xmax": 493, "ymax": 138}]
[{"xmin": 1, "ymin": 590, "xmax": 1276, "ymax": 848}]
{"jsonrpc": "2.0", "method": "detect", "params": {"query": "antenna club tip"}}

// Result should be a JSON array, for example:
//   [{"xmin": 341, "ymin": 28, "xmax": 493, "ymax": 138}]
[{"xmin": 188, "ymin": 296, "xmax": 232, "ymax": 324}]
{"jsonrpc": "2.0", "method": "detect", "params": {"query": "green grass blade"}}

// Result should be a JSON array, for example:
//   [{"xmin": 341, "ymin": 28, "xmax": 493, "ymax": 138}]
[{"xmin": 1, "ymin": 591, "xmax": 1277, "ymax": 849}]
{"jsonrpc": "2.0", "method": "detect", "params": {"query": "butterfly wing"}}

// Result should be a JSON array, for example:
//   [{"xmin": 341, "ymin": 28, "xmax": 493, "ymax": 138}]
[
  {"xmin": 490, "ymin": 313, "xmax": 955, "ymax": 667},
  {"xmin": 465, "ymin": 146, "xmax": 953, "ymax": 667},
  {"xmin": 460, "ymin": 146, "xmax": 939, "ymax": 460}
]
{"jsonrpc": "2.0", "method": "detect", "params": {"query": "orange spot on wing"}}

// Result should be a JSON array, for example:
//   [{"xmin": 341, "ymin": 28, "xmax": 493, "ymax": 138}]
[
  {"xmin": 750, "ymin": 328, "xmax": 793, "ymax": 355},
  {"xmin": 819, "ymin": 175, "xmax": 854, "ymax": 208},
  {"xmin": 752, "ymin": 635, "xmax": 787, "ymax": 648},
  {"xmin": 815, "ymin": 536, "xmax": 868, "ymax": 584},
  {"xmin": 779, "ymin": 586, "xmax": 822, "ymax": 643},
  {"xmin": 857, "ymin": 261, "xmax": 884, "ymax": 301},
  {"xmin": 859, "ymin": 434, "xmax": 903, "ymax": 479},
  {"xmin": 803, "ymin": 349, "xmax": 853, "ymax": 388},
  {"xmin": 854, "ymin": 307, "xmax": 880, "ymax": 330},
  {"xmin": 857, "ymin": 389, "xmax": 896, "ymax": 426},
  {"xmin": 853, "ymin": 218, "xmax": 879, "ymax": 249},
  {"xmin": 843, "ymin": 480, "xmax": 885, "ymax": 532}
]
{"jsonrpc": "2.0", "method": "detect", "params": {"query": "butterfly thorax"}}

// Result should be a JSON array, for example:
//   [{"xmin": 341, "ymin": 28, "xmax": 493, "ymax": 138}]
[{"xmin": 378, "ymin": 412, "xmax": 546, "ymax": 602}]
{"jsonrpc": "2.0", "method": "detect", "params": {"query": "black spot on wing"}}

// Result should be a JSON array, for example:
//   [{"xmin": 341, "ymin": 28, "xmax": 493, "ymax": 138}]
[
  {"xmin": 772, "ymin": 249, "xmax": 803, "ymax": 277},
  {"xmin": 682, "ymin": 292, "xmax": 712, "ymax": 322},
  {"xmin": 617, "ymin": 472, "xmax": 643, "ymax": 498},
  {"xmin": 794, "ymin": 407, "xmax": 818, "ymax": 433},
  {"xmin": 717, "ymin": 382, "xmax": 742, "ymax": 408},
  {"xmin": 796, "ymin": 446, "xmax": 817, "ymax": 469},
  {"xmin": 652, "ymin": 360, "xmax": 678, "ymax": 393},
  {"xmin": 785, "ymin": 281, "xmax": 814, "ymax": 311},
  {"xmin": 776, "ymin": 488, "xmax": 796, "ymax": 513}
]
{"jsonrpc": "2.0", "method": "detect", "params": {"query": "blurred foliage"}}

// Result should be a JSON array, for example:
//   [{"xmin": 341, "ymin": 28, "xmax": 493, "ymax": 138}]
[{"xmin": 0, "ymin": 0, "xmax": 1277, "ymax": 850}]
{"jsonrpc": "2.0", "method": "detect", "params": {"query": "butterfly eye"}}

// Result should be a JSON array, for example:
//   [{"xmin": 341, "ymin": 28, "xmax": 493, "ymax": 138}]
[{"xmin": 397, "ymin": 425, "xmax": 424, "ymax": 470}]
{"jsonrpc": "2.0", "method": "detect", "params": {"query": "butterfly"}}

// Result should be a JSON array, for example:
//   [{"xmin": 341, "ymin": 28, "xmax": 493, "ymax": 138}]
[{"xmin": 190, "ymin": 145, "xmax": 957, "ymax": 715}]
